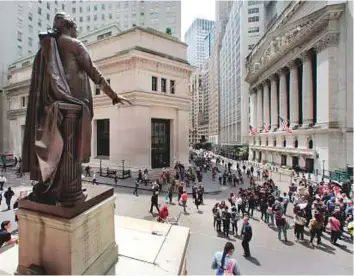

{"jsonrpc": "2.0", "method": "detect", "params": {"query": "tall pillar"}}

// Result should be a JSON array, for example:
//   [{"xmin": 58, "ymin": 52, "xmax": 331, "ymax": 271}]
[
  {"xmin": 301, "ymin": 51, "xmax": 314, "ymax": 128},
  {"xmin": 263, "ymin": 80, "xmax": 270, "ymax": 130},
  {"xmin": 288, "ymin": 60, "xmax": 299, "ymax": 127},
  {"xmin": 278, "ymin": 68, "xmax": 288, "ymax": 130},
  {"xmin": 250, "ymin": 89, "xmax": 257, "ymax": 128},
  {"xmin": 270, "ymin": 74, "xmax": 278, "ymax": 131},
  {"xmin": 256, "ymin": 84, "xmax": 263, "ymax": 132}
]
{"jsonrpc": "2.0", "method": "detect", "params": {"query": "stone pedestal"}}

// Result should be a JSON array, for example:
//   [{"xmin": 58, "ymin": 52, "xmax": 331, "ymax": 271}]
[{"xmin": 16, "ymin": 195, "xmax": 118, "ymax": 275}]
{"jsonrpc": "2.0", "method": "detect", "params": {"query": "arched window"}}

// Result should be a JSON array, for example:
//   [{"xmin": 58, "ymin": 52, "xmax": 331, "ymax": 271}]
[
  {"xmin": 309, "ymin": 139, "xmax": 313, "ymax": 149},
  {"xmin": 258, "ymin": 138, "xmax": 261, "ymax": 145},
  {"xmin": 283, "ymin": 139, "xmax": 286, "ymax": 147},
  {"xmin": 273, "ymin": 139, "xmax": 277, "ymax": 147},
  {"xmin": 266, "ymin": 138, "xmax": 268, "ymax": 146},
  {"xmin": 294, "ymin": 139, "xmax": 298, "ymax": 148}
]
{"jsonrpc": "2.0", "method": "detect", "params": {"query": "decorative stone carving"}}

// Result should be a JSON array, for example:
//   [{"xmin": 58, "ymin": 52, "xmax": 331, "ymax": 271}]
[
  {"xmin": 299, "ymin": 51, "xmax": 312, "ymax": 62},
  {"xmin": 287, "ymin": 60, "xmax": 297, "ymax": 68},
  {"xmin": 314, "ymin": 32, "xmax": 340, "ymax": 53}
]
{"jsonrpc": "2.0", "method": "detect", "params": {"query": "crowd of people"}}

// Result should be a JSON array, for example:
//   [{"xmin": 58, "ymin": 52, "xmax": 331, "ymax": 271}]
[{"xmin": 210, "ymin": 156, "xmax": 353, "ymax": 248}]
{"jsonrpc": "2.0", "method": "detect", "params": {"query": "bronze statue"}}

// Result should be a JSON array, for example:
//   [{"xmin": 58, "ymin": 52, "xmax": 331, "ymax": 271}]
[{"xmin": 22, "ymin": 12, "xmax": 131, "ymax": 205}]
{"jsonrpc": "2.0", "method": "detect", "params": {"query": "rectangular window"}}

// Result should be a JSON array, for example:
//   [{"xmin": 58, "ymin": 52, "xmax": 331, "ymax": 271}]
[
  {"xmin": 86, "ymin": 26, "xmax": 90, "ymax": 31},
  {"xmin": 79, "ymin": 7, "xmax": 83, "ymax": 13},
  {"xmin": 80, "ymin": 17, "xmax": 83, "ymax": 22},
  {"xmin": 38, "ymin": 7, "xmax": 41, "ymax": 15},
  {"xmin": 38, "ymin": 19, "xmax": 42, "ymax": 27},
  {"xmin": 21, "ymin": 96, "xmax": 26, "ymax": 107},
  {"xmin": 97, "ymin": 31, "xmax": 112, "ymax": 40},
  {"xmin": 95, "ymin": 84, "xmax": 100, "ymax": 95},
  {"xmin": 170, "ymin": 80, "xmax": 175, "ymax": 94},
  {"xmin": 101, "ymin": 14, "xmax": 105, "ymax": 20},
  {"xmin": 109, "ymin": 13, "xmax": 112, "ymax": 19},
  {"xmin": 248, "ymin": 16, "xmax": 259, "ymax": 22},
  {"xmin": 248, "ymin": 7, "xmax": 259, "ymax": 14},
  {"xmin": 96, "ymin": 119, "xmax": 110, "ymax": 157},
  {"xmin": 47, "ymin": 2, "xmax": 50, "ymax": 9},
  {"xmin": 87, "ymin": 15, "xmax": 90, "ymax": 21},
  {"xmin": 17, "ymin": 31, "xmax": 22, "ymax": 41},
  {"xmin": 94, "ymin": 5, "xmax": 97, "ymax": 11},
  {"xmin": 101, "ymin": 4, "xmax": 105, "ymax": 10},
  {"xmin": 17, "ymin": 45, "xmax": 22, "ymax": 56},
  {"xmin": 152, "ymin": 76, "xmax": 158, "ymax": 91},
  {"xmin": 62, "ymin": 4, "xmax": 65, "ymax": 10},
  {"xmin": 28, "ymin": 37, "xmax": 33, "ymax": 47},
  {"xmin": 87, "ymin": 6, "xmax": 90, "ymax": 12},
  {"xmin": 248, "ymin": 26, "xmax": 259, "ymax": 33},
  {"xmin": 47, "ymin": 13, "xmax": 50, "ymax": 20},
  {"xmin": 94, "ymin": 15, "xmax": 97, "ymax": 21},
  {"xmin": 29, "ymin": 25, "xmax": 33, "ymax": 33},
  {"xmin": 161, "ymin": 78, "xmax": 166, "ymax": 92},
  {"xmin": 28, "ymin": 12, "xmax": 32, "ymax": 21},
  {"xmin": 72, "ymin": 7, "xmax": 76, "ymax": 13}
]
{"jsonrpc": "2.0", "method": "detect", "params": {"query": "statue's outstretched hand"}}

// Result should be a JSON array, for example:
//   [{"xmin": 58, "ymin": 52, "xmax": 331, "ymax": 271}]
[{"xmin": 112, "ymin": 93, "xmax": 132, "ymax": 106}]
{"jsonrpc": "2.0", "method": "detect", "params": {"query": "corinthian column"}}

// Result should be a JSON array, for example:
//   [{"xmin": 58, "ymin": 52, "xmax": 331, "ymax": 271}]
[
  {"xmin": 301, "ymin": 51, "xmax": 314, "ymax": 128},
  {"xmin": 256, "ymin": 84, "xmax": 263, "ymax": 132},
  {"xmin": 270, "ymin": 74, "xmax": 278, "ymax": 131},
  {"xmin": 250, "ymin": 89, "xmax": 257, "ymax": 128},
  {"xmin": 263, "ymin": 80, "xmax": 270, "ymax": 129},
  {"xmin": 289, "ymin": 60, "xmax": 299, "ymax": 127},
  {"xmin": 278, "ymin": 68, "xmax": 288, "ymax": 130}
]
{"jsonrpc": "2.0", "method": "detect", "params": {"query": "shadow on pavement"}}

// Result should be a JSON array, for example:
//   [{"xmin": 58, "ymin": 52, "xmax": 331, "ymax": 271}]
[
  {"xmin": 315, "ymin": 243, "xmax": 336, "ymax": 254},
  {"xmin": 281, "ymin": 240, "xmax": 295, "ymax": 246},
  {"xmin": 335, "ymin": 244, "xmax": 353, "ymax": 254},
  {"xmin": 245, "ymin": 256, "xmax": 261, "ymax": 266},
  {"xmin": 298, "ymin": 240, "xmax": 316, "ymax": 250}
]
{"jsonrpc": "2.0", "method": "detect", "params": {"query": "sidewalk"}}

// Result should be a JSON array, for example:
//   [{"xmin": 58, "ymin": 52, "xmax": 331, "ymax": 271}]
[{"xmin": 82, "ymin": 169, "xmax": 225, "ymax": 195}]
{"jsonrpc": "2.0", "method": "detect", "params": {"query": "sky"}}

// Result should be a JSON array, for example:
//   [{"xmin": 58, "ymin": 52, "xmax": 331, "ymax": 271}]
[{"xmin": 181, "ymin": 0, "xmax": 215, "ymax": 41}]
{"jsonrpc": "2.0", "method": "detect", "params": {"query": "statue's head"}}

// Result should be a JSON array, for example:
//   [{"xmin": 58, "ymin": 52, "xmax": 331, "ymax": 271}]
[{"xmin": 53, "ymin": 12, "xmax": 77, "ymax": 38}]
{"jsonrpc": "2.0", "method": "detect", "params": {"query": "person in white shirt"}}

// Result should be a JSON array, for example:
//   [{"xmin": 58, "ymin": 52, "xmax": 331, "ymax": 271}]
[
  {"xmin": 0, "ymin": 175, "xmax": 6, "ymax": 191},
  {"xmin": 92, "ymin": 172, "xmax": 97, "ymax": 185}
]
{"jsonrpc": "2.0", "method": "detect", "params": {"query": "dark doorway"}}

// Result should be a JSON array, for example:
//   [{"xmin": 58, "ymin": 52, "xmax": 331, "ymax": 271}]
[
  {"xmin": 305, "ymin": 158, "xmax": 314, "ymax": 173},
  {"xmin": 258, "ymin": 152, "xmax": 262, "ymax": 163},
  {"xmin": 281, "ymin": 155, "xmax": 287, "ymax": 166},
  {"xmin": 292, "ymin": 156, "xmax": 299, "ymax": 168},
  {"xmin": 151, "ymin": 119, "xmax": 170, "ymax": 169},
  {"xmin": 96, "ymin": 119, "xmax": 110, "ymax": 157}
]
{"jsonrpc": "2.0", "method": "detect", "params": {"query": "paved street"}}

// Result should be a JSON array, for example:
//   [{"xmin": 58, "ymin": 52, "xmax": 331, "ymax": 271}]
[{"xmin": 0, "ymin": 168, "xmax": 353, "ymax": 275}]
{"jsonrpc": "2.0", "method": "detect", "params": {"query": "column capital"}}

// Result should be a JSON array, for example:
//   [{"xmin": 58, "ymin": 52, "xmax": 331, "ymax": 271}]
[
  {"xmin": 262, "ymin": 79, "xmax": 270, "ymax": 87},
  {"xmin": 269, "ymin": 74, "xmax": 278, "ymax": 81},
  {"xmin": 299, "ymin": 51, "xmax": 312, "ymax": 62},
  {"xmin": 287, "ymin": 60, "xmax": 297, "ymax": 69},
  {"xmin": 249, "ymin": 87, "xmax": 257, "ymax": 94},
  {"xmin": 314, "ymin": 33, "xmax": 339, "ymax": 53},
  {"xmin": 256, "ymin": 83, "xmax": 263, "ymax": 90},
  {"xmin": 277, "ymin": 67, "xmax": 288, "ymax": 76}
]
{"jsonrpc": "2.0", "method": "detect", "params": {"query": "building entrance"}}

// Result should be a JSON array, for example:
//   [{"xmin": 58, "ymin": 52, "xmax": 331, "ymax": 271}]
[{"xmin": 151, "ymin": 119, "xmax": 170, "ymax": 169}]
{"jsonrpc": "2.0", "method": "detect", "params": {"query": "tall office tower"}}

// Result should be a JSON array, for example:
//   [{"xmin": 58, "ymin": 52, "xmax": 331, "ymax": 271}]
[
  {"xmin": 219, "ymin": 1, "xmax": 265, "ymax": 145},
  {"xmin": 185, "ymin": 18, "xmax": 215, "ymax": 68},
  {"xmin": 64, "ymin": 1, "xmax": 181, "ymax": 39},
  {"xmin": 0, "ymin": 1, "xmax": 181, "ymax": 88},
  {"xmin": 208, "ymin": 0, "xmax": 233, "ymax": 144}
]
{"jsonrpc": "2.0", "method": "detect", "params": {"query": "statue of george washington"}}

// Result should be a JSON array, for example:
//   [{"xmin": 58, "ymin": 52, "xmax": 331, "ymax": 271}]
[{"xmin": 21, "ymin": 12, "xmax": 131, "ymax": 205}]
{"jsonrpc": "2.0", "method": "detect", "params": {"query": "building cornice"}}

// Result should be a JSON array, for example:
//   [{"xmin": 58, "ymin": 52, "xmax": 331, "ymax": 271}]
[
  {"xmin": 93, "ymin": 90, "xmax": 190, "ymax": 111},
  {"xmin": 245, "ymin": 3, "xmax": 345, "ymax": 84},
  {"xmin": 249, "ymin": 145, "xmax": 316, "ymax": 157},
  {"xmin": 7, "ymin": 108, "xmax": 26, "ymax": 120}
]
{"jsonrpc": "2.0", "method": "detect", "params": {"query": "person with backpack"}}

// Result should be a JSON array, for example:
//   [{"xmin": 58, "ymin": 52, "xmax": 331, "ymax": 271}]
[
  {"xmin": 211, "ymin": 242, "xmax": 241, "ymax": 275},
  {"xmin": 309, "ymin": 212, "xmax": 324, "ymax": 246}
]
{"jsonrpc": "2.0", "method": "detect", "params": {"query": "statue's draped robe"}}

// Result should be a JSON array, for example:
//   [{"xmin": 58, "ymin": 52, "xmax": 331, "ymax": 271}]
[{"xmin": 22, "ymin": 34, "xmax": 96, "ymax": 185}]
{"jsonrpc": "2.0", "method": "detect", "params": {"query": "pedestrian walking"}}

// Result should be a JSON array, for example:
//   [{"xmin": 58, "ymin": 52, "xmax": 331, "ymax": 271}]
[
  {"xmin": 181, "ymin": 190, "xmax": 188, "ymax": 213},
  {"xmin": 211, "ymin": 242, "xmax": 241, "ymax": 275},
  {"xmin": 241, "ymin": 216, "xmax": 252, "ymax": 258},
  {"xmin": 328, "ymin": 214, "xmax": 341, "ymax": 245},
  {"xmin": 149, "ymin": 188, "xmax": 160, "ymax": 214},
  {"xmin": 92, "ymin": 172, "xmax": 97, "ymax": 185},
  {"xmin": 4, "ymin": 188, "xmax": 14, "ymax": 210},
  {"xmin": 0, "ymin": 175, "xmax": 6, "ymax": 191},
  {"xmin": 133, "ymin": 180, "xmax": 140, "ymax": 196},
  {"xmin": 276, "ymin": 215, "xmax": 288, "ymax": 241}
]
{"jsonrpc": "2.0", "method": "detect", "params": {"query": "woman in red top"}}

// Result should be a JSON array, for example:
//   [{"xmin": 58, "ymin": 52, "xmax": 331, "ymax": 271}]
[{"xmin": 158, "ymin": 205, "xmax": 169, "ymax": 222}]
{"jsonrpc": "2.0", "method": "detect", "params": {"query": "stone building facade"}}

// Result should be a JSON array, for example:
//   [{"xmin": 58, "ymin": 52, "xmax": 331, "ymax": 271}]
[
  {"xmin": 3, "ymin": 27, "xmax": 193, "ymax": 170},
  {"xmin": 246, "ymin": 1, "xmax": 353, "ymax": 174}
]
